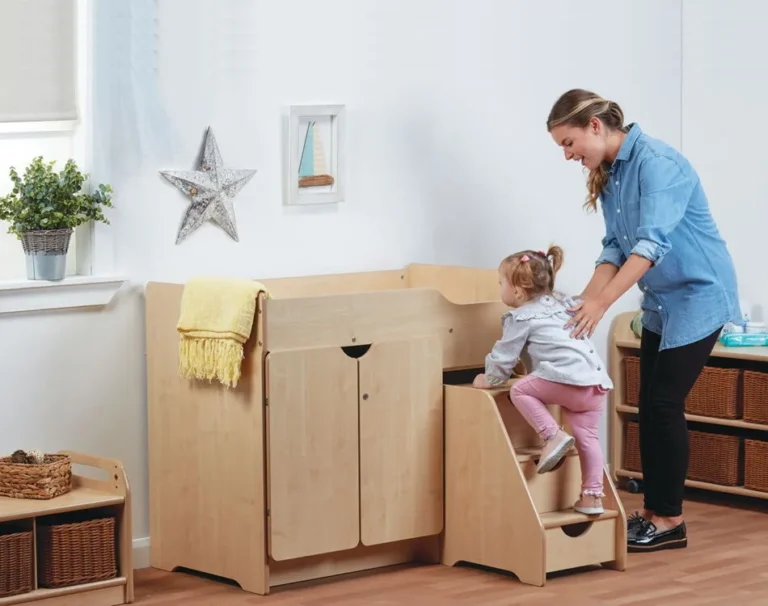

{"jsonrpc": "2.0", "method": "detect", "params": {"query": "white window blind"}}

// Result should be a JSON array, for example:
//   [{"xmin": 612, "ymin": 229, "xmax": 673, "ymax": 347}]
[{"xmin": 0, "ymin": 0, "xmax": 77, "ymax": 123}]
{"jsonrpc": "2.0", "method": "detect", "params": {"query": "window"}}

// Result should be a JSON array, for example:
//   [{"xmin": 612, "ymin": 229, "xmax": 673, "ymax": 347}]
[
  {"xmin": 0, "ymin": 0, "xmax": 81, "ymax": 281},
  {"xmin": 0, "ymin": 0, "xmax": 123, "ymax": 314},
  {"xmin": 0, "ymin": 0, "xmax": 77, "ymax": 123},
  {"xmin": 0, "ymin": 133, "xmax": 80, "ymax": 280}
]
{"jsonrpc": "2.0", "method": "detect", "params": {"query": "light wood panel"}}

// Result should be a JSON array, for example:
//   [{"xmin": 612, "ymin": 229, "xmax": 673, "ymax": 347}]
[
  {"xmin": 442, "ymin": 385, "xmax": 545, "ymax": 587},
  {"xmin": 0, "ymin": 581, "xmax": 127, "ymax": 606},
  {"xmin": 257, "ymin": 263, "xmax": 499, "ymax": 303},
  {"xmin": 264, "ymin": 288, "xmax": 507, "ymax": 371},
  {"xmin": 268, "ymin": 537, "xmax": 440, "ymax": 588},
  {"xmin": 0, "ymin": 490, "xmax": 122, "ymax": 522},
  {"xmin": 523, "ymin": 453, "xmax": 583, "ymax": 515},
  {"xmin": 617, "ymin": 404, "xmax": 768, "ymax": 432},
  {"xmin": 406, "ymin": 263, "xmax": 500, "ymax": 304},
  {"xmin": 545, "ymin": 519, "xmax": 617, "ymax": 573},
  {"xmin": 145, "ymin": 282, "xmax": 268, "ymax": 595},
  {"xmin": 608, "ymin": 313, "xmax": 630, "ymax": 480},
  {"xmin": 358, "ymin": 336, "xmax": 444, "ymax": 546},
  {"xmin": 540, "ymin": 509, "xmax": 619, "ymax": 529},
  {"xmin": 612, "ymin": 309, "xmax": 768, "ymax": 362},
  {"xmin": 259, "ymin": 269, "xmax": 406, "ymax": 299},
  {"xmin": 266, "ymin": 347, "xmax": 360, "ymax": 561}
]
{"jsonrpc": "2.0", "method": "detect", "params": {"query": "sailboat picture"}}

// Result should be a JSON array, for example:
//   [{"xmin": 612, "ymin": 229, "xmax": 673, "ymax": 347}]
[
  {"xmin": 286, "ymin": 104, "xmax": 345, "ymax": 205},
  {"xmin": 298, "ymin": 120, "xmax": 335, "ymax": 188}
]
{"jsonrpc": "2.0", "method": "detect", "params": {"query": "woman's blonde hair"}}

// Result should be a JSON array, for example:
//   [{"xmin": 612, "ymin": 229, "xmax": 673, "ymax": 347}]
[
  {"xmin": 500, "ymin": 246, "xmax": 564, "ymax": 297},
  {"xmin": 546, "ymin": 89, "xmax": 626, "ymax": 212}
]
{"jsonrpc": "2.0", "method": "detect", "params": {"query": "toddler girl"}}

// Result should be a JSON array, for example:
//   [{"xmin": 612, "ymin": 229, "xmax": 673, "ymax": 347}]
[{"xmin": 473, "ymin": 246, "xmax": 613, "ymax": 515}]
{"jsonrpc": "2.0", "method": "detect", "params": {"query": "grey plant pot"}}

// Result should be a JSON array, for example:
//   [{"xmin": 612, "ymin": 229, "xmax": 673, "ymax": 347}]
[{"xmin": 20, "ymin": 228, "xmax": 73, "ymax": 281}]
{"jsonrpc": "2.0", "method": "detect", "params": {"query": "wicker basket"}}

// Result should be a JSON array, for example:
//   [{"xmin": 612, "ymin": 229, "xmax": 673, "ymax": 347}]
[
  {"xmin": 624, "ymin": 357, "xmax": 740, "ymax": 419},
  {"xmin": 37, "ymin": 515, "xmax": 117, "ymax": 588},
  {"xmin": 687, "ymin": 430, "xmax": 743, "ymax": 486},
  {"xmin": 0, "ymin": 454, "xmax": 71, "ymax": 500},
  {"xmin": 623, "ymin": 421, "xmax": 642, "ymax": 472},
  {"xmin": 624, "ymin": 422, "xmax": 742, "ymax": 486},
  {"xmin": 624, "ymin": 356, "xmax": 640, "ymax": 406},
  {"xmin": 743, "ymin": 371, "xmax": 768, "ymax": 424},
  {"xmin": 0, "ymin": 526, "xmax": 34, "ymax": 598},
  {"xmin": 744, "ymin": 439, "xmax": 768, "ymax": 492},
  {"xmin": 684, "ymin": 367, "xmax": 741, "ymax": 419}
]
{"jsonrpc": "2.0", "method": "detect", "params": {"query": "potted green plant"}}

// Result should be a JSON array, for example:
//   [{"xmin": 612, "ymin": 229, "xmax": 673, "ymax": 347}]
[{"xmin": 0, "ymin": 156, "xmax": 113, "ymax": 281}]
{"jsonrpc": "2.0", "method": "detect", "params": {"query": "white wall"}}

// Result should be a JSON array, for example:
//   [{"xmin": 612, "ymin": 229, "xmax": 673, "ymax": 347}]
[
  {"xmin": 1, "ymin": 0, "xmax": 688, "ymax": 556},
  {"xmin": 682, "ymin": 0, "xmax": 768, "ymax": 321}
]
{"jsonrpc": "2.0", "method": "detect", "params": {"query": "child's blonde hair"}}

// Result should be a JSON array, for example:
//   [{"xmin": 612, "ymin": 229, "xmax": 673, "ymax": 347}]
[{"xmin": 500, "ymin": 245, "xmax": 565, "ymax": 297}]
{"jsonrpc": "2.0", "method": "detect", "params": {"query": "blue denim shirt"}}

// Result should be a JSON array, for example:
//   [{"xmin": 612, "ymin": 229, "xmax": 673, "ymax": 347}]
[{"xmin": 596, "ymin": 123, "xmax": 740, "ymax": 350}]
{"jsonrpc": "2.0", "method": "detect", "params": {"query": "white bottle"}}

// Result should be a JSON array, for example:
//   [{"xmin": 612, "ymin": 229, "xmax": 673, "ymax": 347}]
[{"xmin": 740, "ymin": 299, "xmax": 751, "ymax": 329}]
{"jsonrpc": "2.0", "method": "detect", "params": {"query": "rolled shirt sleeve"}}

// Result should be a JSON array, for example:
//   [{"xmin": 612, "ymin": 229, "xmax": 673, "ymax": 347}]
[
  {"xmin": 596, "ymin": 232, "xmax": 626, "ymax": 268},
  {"xmin": 632, "ymin": 155, "xmax": 693, "ymax": 266},
  {"xmin": 485, "ymin": 314, "xmax": 529, "ymax": 386}
]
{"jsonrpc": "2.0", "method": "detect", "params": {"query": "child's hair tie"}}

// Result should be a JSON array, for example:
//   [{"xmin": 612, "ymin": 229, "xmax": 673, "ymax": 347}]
[{"xmin": 521, "ymin": 254, "xmax": 530, "ymax": 262}]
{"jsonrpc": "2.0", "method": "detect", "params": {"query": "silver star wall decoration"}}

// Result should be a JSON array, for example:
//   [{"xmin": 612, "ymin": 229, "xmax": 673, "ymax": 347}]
[{"xmin": 160, "ymin": 127, "xmax": 257, "ymax": 244}]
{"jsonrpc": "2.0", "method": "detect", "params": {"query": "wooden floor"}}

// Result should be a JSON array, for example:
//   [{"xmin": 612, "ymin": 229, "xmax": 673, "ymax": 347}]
[{"xmin": 135, "ymin": 490, "xmax": 768, "ymax": 605}]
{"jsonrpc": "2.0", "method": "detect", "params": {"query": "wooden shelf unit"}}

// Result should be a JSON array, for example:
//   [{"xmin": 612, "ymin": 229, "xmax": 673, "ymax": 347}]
[
  {"xmin": 0, "ymin": 451, "xmax": 134, "ymax": 606},
  {"xmin": 609, "ymin": 311, "xmax": 768, "ymax": 500}
]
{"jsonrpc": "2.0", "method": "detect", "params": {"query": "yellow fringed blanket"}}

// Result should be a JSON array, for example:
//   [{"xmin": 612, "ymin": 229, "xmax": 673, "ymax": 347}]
[{"xmin": 176, "ymin": 276, "xmax": 270, "ymax": 388}]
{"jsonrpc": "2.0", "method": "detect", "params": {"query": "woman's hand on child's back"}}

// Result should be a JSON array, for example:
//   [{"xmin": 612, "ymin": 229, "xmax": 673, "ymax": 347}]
[{"xmin": 565, "ymin": 296, "xmax": 608, "ymax": 339}]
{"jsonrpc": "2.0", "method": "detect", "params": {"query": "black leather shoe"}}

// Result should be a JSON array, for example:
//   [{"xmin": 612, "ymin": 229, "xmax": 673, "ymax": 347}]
[
  {"xmin": 628, "ymin": 520, "xmax": 687, "ymax": 552},
  {"xmin": 627, "ymin": 511, "xmax": 646, "ymax": 533}
]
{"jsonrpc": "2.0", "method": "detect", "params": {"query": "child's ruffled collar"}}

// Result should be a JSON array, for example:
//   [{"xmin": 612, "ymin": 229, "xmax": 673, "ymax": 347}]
[{"xmin": 505, "ymin": 291, "xmax": 578, "ymax": 322}]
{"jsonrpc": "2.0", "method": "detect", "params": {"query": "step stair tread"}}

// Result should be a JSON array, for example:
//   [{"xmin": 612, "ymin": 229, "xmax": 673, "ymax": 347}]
[
  {"xmin": 515, "ymin": 445, "xmax": 578, "ymax": 463},
  {"xmin": 540, "ymin": 509, "xmax": 619, "ymax": 529}
]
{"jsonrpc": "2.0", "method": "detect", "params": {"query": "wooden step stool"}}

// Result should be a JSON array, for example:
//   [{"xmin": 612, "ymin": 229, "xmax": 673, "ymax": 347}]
[{"xmin": 441, "ymin": 383, "xmax": 627, "ymax": 586}]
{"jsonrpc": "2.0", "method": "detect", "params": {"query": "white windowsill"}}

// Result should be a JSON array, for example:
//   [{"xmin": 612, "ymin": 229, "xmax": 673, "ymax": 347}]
[
  {"xmin": 0, "ymin": 120, "xmax": 78, "ymax": 134},
  {"xmin": 0, "ymin": 275, "xmax": 127, "ymax": 315}
]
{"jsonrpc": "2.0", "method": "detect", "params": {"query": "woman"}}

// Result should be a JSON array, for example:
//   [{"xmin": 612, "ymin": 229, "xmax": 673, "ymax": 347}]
[{"xmin": 546, "ymin": 89, "xmax": 740, "ymax": 553}]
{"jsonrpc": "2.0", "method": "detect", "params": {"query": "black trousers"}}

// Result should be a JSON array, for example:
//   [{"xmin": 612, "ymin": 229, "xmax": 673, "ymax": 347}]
[{"xmin": 638, "ymin": 326, "xmax": 721, "ymax": 517}]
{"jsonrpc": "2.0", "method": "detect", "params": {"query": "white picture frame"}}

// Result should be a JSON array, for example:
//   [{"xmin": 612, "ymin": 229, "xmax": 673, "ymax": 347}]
[{"xmin": 285, "ymin": 104, "xmax": 346, "ymax": 206}]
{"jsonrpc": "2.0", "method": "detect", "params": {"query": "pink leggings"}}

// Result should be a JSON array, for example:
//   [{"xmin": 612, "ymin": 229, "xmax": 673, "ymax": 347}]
[{"xmin": 510, "ymin": 375, "xmax": 606, "ymax": 495}]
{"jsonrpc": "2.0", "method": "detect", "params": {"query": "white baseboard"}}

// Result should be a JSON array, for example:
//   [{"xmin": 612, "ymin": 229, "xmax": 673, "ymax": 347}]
[{"xmin": 132, "ymin": 537, "xmax": 150, "ymax": 570}]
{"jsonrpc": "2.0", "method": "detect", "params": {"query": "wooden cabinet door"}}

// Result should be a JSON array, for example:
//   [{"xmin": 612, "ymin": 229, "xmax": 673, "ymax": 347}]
[
  {"xmin": 358, "ymin": 336, "xmax": 444, "ymax": 546},
  {"xmin": 266, "ymin": 347, "xmax": 360, "ymax": 560}
]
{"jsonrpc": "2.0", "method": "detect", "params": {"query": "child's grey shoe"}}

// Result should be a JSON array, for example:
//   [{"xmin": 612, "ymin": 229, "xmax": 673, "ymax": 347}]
[{"xmin": 536, "ymin": 428, "xmax": 575, "ymax": 473}]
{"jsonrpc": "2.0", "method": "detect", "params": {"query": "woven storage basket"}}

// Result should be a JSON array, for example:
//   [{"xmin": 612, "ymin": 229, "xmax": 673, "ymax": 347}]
[
  {"xmin": 0, "ymin": 454, "xmax": 71, "ymax": 500},
  {"xmin": 624, "ymin": 358, "xmax": 740, "ymax": 419},
  {"xmin": 623, "ymin": 421, "xmax": 642, "ymax": 472},
  {"xmin": 687, "ymin": 430, "xmax": 742, "ymax": 486},
  {"xmin": 684, "ymin": 367, "xmax": 741, "ymax": 419},
  {"xmin": 624, "ymin": 423, "xmax": 742, "ymax": 486},
  {"xmin": 743, "ymin": 371, "xmax": 768, "ymax": 424},
  {"xmin": 37, "ymin": 515, "xmax": 117, "ymax": 588},
  {"xmin": 624, "ymin": 356, "xmax": 640, "ymax": 406},
  {"xmin": 744, "ymin": 439, "xmax": 768, "ymax": 492},
  {"xmin": 0, "ymin": 527, "xmax": 34, "ymax": 597}
]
